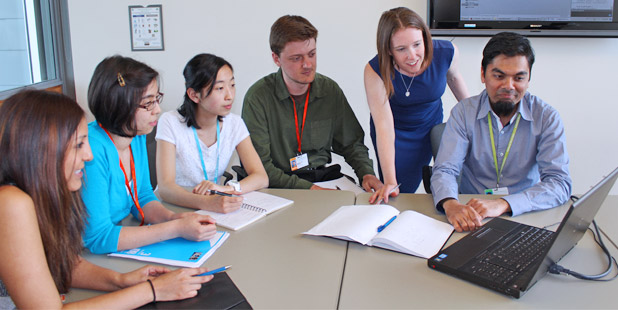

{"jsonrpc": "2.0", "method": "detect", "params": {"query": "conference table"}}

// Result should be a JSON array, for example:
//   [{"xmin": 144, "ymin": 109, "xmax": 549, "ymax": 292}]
[
  {"xmin": 67, "ymin": 189, "xmax": 355, "ymax": 309},
  {"xmin": 339, "ymin": 193, "xmax": 618, "ymax": 309},
  {"xmin": 67, "ymin": 189, "xmax": 618, "ymax": 309}
]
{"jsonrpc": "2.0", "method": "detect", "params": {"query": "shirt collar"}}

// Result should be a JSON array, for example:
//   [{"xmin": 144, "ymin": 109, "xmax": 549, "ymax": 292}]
[
  {"xmin": 273, "ymin": 68, "xmax": 325, "ymax": 104},
  {"xmin": 477, "ymin": 90, "xmax": 533, "ymax": 122}
]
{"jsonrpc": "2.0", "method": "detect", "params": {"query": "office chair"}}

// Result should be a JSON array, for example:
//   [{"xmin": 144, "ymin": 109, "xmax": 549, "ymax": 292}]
[{"xmin": 421, "ymin": 123, "xmax": 446, "ymax": 193}]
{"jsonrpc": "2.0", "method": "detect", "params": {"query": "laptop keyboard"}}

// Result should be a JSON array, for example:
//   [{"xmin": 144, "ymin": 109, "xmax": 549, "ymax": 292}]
[{"xmin": 462, "ymin": 226, "xmax": 554, "ymax": 285}]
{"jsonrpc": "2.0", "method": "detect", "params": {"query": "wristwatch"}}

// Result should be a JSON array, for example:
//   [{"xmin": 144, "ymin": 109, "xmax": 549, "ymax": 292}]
[{"xmin": 228, "ymin": 180, "xmax": 241, "ymax": 192}]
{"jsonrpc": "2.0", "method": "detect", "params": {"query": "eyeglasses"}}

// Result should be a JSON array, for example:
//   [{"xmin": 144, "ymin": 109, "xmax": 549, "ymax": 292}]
[{"xmin": 139, "ymin": 92, "xmax": 164, "ymax": 111}]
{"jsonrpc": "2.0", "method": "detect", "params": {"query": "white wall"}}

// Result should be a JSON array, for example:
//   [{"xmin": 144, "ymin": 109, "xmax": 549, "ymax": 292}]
[{"xmin": 68, "ymin": 0, "xmax": 618, "ymax": 195}]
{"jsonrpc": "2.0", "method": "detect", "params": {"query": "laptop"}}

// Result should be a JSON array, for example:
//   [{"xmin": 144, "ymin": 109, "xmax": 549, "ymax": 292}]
[{"xmin": 428, "ymin": 166, "xmax": 618, "ymax": 298}]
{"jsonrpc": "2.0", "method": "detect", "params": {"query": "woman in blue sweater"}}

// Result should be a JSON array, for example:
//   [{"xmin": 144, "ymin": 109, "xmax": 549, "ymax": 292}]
[{"xmin": 82, "ymin": 55, "xmax": 217, "ymax": 254}]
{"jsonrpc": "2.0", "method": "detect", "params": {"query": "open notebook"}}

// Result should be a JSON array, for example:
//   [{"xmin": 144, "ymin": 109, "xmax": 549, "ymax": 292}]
[
  {"xmin": 197, "ymin": 191, "xmax": 294, "ymax": 230},
  {"xmin": 304, "ymin": 205, "xmax": 453, "ymax": 258}
]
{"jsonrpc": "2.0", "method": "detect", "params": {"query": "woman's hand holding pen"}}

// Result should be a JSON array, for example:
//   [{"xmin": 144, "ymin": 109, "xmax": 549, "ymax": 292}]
[
  {"xmin": 193, "ymin": 180, "xmax": 232, "ymax": 195},
  {"xmin": 192, "ymin": 181, "xmax": 243, "ymax": 213},
  {"xmin": 172, "ymin": 212, "xmax": 217, "ymax": 241},
  {"xmin": 150, "ymin": 267, "xmax": 213, "ymax": 302}
]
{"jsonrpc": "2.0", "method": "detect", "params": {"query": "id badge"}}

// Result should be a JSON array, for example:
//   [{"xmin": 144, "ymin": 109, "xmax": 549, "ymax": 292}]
[
  {"xmin": 484, "ymin": 187, "xmax": 509, "ymax": 195},
  {"xmin": 290, "ymin": 153, "xmax": 309, "ymax": 171}
]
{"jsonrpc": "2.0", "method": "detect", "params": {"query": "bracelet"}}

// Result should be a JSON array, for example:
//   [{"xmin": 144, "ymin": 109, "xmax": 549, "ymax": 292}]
[{"xmin": 146, "ymin": 279, "xmax": 156, "ymax": 303}]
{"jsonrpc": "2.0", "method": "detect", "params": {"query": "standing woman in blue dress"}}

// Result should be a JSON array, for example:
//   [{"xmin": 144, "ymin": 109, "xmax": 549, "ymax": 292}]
[{"xmin": 365, "ymin": 7, "xmax": 469, "ymax": 203}]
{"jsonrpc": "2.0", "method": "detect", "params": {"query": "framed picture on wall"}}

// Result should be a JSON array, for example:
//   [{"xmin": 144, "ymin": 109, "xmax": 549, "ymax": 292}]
[{"xmin": 129, "ymin": 5, "xmax": 164, "ymax": 51}]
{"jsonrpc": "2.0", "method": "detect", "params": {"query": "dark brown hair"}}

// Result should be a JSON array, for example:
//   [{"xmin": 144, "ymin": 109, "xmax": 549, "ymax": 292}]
[
  {"xmin": 0, "ymin": 89, "xmax": 86, "ymax": 294},
  {"xmin": 482, "ymin": 32, "xmax": 535, "ymax": 75},
  {"xmin": 376, "ymin": 7, "xmax": 433, "ymax": 98},
  {"xmin": 88, "ymin": 55, "xmax": 159, "ymax": 137},
  {"xmin": 179, "ymin": 53, "xmax": 233, "ymax": 128},
  {"xmin": 270, "ymin": 15, "xmax": 318, "ymax": 56}
]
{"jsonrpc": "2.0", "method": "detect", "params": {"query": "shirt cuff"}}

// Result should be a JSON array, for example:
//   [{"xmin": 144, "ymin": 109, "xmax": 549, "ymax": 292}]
[
  {"xmin": 501, "ymin": 194, "xmax": 528, "ymax": 217},
  {"xmin": 436, "ymin": 197, "xmax": 456, "ymax": 213}
]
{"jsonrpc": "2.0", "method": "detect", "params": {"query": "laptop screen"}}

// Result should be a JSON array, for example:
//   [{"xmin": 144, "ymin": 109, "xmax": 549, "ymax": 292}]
[{"xmin": 526, "ymin": 166, "xmax": 618, "ymax": 289}]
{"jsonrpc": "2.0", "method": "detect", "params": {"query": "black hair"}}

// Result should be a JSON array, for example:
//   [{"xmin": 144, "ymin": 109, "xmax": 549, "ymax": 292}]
[
  {"xmin": 88, "ymin": 55, "xmax": 159, "ymax": 137},
  {"xmin": 482, "ymin": 32, "xmax": 535, "ymax": 74},
  {"xmin": 178, "ymin": 53, "xmax": 233, "ymax": 129}
]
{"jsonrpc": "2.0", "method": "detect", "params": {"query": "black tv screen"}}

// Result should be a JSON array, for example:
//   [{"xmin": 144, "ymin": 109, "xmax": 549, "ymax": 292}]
[{"xmin": 429, "ymin": 0, "xmax": 618, "ymax": 37}]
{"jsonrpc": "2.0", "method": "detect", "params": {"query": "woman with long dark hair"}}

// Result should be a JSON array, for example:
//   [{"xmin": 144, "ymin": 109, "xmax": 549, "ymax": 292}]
[{"xmin": 0, "ymin": 90, "xmax": 212, "ymax": 309}]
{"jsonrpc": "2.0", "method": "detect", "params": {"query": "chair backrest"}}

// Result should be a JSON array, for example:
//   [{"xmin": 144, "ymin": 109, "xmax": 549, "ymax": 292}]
[
  {"xmin": 146, "ymin": 126, "xmax": 157, "ymax": 189},
  {"xmin": 422, "ymin": 122, "xmax": 447, "ymax": 194},
  {"xmin": 430, "ymin": 122, "xmax": 446, "ymax": 159}
]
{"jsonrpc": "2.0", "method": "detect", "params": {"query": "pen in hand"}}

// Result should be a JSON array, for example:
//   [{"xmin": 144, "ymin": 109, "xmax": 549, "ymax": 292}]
[
  {"xmin": 376, "ymin": 183, "xmax": 401, "ymax": 204},
  {"xmin": 195, "ymin": 265, "xmax": 232, "ymax": 277},
  {"xmin": 208, "ymin": 190, "xmax": 240, "ymax": 197}
]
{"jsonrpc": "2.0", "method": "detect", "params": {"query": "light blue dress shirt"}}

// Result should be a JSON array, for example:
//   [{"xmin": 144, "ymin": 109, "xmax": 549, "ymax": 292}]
[{"xmin": 431, "ymin": 90, "xmax": 571, "ymax": 216}]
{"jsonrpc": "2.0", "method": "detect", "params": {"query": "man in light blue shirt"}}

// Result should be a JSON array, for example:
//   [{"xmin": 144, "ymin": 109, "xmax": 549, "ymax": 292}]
[{"xmin": 431, "ymin": 32, "xmax": 571, "ymax": 232}]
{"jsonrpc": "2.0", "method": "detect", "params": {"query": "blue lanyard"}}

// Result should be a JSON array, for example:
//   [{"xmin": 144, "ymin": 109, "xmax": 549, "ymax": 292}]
[{"xmin": 192, "ymin": 120, "xmax": 220, "ymax": 184}]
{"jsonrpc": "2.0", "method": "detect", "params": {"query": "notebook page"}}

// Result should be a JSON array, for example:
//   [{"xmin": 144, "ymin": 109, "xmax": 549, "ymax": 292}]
[
  {"xmin": 369, "ymin": 210, "xmax": 453, "ymax": 258},
  {"xmin": 314, "ymin": 177, "xmax": 365, "ymax": 195},
  {"xmin": 303, "ymin": 205, "xmax": 399, "ymax": 245},
  {"xmin": 241, "ymin": 191, "xmax": 293, "ymax": 214},
  {"xmin": 197, "ymin": 207, "xmax": 265, "ymax": 231}
]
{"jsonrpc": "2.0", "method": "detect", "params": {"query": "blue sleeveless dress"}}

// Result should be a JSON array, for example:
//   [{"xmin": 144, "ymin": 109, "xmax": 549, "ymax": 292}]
[{"xmin": 369, "ymin": 40, "xmax": 454, "ymax": 193}]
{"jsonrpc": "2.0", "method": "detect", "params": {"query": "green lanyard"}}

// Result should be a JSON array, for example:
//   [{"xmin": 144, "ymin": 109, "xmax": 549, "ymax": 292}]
[{"xmin": 488, "ymin": 112, "xmax": 521, "ymax": 188}]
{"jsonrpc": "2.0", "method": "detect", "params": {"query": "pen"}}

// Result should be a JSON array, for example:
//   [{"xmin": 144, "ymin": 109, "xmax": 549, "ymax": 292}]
[
  {"xmin": 208, "ymin": 190, "xmax": 240, "ymax": 197},
  {"xmin": 195, "ymin": 265, "xmax": 232, "ymax": 277},
  {"xmin": 378, "ymin": 215, "xmax": 397, "ymax": 232},
  {"xmin": 377, "ymin": 216, "xmax": 397, "ymax": 232},
  {"xmin": 376, "ymin": 183, "xmax": 402, "ymax": 204}
]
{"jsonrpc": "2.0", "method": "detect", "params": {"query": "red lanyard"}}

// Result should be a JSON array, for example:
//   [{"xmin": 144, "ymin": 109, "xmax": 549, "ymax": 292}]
[
  {"xmin": 100, "ymin": 125, "xmax": 145, "ymax": 226},
  {"xmin": 290, "ymin": 85, "xmax": 311, "ymax": 154}
]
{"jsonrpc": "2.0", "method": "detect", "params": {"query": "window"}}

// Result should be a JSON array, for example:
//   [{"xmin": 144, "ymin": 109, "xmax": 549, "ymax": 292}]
[{"xmin": 0, "ymin": 0, "xmax": 73, "ymax": 100}]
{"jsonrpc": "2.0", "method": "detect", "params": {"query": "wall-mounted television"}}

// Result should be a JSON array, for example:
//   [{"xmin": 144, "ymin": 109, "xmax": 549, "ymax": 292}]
[{"xmin": 429, "ymin": 0, "xmax": 618, "ymax": 37}]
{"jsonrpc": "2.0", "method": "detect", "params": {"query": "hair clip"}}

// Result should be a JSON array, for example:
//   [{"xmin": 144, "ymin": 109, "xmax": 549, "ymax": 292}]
[{"xmin": 117, "ymin": 72, "xmax": 126, "ymax": 87}]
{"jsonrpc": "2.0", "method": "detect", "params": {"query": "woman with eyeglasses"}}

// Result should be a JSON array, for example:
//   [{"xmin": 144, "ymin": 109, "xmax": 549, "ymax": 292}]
[
  {"xmin": 0, "ymin": 90, "xmax": 213, "ymax": 309},
  {"xmin": 156, "ymin": 53, "xmax": 268, "ymax": 212},
  {"xmin": 82, "ymin": 55, "xmax": 217, "ymax": 254}
]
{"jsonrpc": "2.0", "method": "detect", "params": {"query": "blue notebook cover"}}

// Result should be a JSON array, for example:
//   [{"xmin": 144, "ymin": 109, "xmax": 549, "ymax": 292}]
[{"xmin": 109, "ymin": 231, "xmax": 229, "ymax": 267}]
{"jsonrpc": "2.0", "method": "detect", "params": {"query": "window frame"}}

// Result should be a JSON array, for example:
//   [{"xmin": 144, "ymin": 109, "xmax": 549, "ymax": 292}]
[{"xmin": 0, "ymin": 0, "xmax": 74, "ymax": 101}]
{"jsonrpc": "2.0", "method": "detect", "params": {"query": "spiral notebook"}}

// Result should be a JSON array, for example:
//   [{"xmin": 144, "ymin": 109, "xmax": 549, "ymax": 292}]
[{"xmin": 197, "ymin": 191, "xmax": 294, "ymax": 230}]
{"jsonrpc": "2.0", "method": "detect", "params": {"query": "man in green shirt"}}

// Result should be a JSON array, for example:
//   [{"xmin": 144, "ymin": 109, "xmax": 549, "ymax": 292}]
[{"xmin": 242, "ymin": 15, "xmax": 383, "ymax": 191}]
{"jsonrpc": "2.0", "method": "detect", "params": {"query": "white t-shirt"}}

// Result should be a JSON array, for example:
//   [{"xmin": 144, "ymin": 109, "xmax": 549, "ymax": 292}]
[{"xmin": 156, "ymin": 110, "xmax": 249, "ymax": 187}]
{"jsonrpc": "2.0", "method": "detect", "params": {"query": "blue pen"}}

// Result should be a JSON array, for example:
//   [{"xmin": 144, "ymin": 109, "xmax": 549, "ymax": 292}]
[
  {"xmin": 195, "ymin": 265, "xmax": 232, "ymax": 277},
  {"xmin": 377, "ymin": 216, "xmax": 397, "ymax": 232}
]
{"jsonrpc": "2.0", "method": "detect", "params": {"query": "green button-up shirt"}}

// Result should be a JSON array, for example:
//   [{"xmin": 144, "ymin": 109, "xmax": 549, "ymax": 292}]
[{"xmin": 242, "ymin": 69, "xmax": 375, "ymax": 189}]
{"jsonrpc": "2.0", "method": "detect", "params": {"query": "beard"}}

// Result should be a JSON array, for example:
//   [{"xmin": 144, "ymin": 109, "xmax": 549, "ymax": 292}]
[{"xmin": 490, "ymin": 100, "xmax": 517, "ymax": 117}]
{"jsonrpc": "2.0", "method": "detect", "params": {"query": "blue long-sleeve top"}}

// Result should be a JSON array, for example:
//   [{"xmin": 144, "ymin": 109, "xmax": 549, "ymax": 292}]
[
  {"xmin": 81, "ymin": 122, "xmax": 158, "ymax": 254},
  {"xmin": 431, "ymin": 90, "xmax": 572, "ymax": 216}
]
